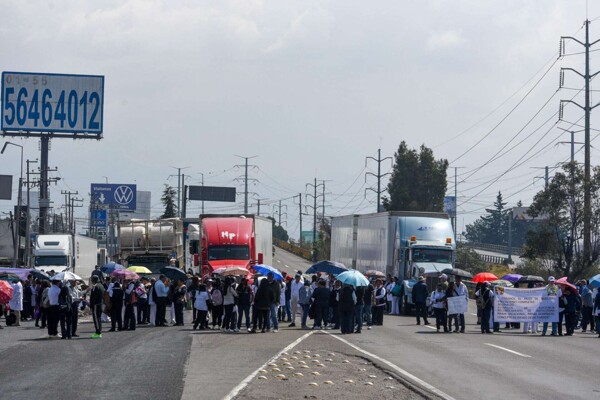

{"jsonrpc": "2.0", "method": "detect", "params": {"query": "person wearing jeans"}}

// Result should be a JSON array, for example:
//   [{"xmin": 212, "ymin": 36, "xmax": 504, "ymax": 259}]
[
  {"xmin": 298, "ymin": 280, "xmax": 312, "ymax": 329},
  {"xmin": 542, "ymin": 277, "xmax": 562, "ymax": 336}
]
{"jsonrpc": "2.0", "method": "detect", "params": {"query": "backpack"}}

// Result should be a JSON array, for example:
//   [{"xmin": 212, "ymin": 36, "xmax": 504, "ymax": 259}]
[
  {"xmin": 125, "ymin": 288, "xmax": 137, "ymax": 305},
  {"xmin": 391, "ymin": 283, "xmax": 402, "ymax": 296},
  {"xmin": 211, "ymin": 288, "xmax": 223, "ymax": 306}
]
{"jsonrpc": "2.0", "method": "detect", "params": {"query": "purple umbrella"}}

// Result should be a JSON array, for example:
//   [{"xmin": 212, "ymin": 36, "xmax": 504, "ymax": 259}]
[
  {"xmin": 501, "ymin": 273, "xmax": 522, "ymax": 283},
  {"xmin": 111, "ymin": 269, "xmax": 139, "ymax": 280}
]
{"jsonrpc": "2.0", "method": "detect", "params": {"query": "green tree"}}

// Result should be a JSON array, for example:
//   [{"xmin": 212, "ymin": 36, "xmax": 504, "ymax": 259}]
[
  {"xmin": 525, "ymin": 162, "xmax": 600, "ymax": 280},
  {"xmin": 455, "ymin": 243, "xmax": 487, "ymax": 275},
  {"xmin": 382, "ymin": 142, "xmax": 448, "ymax": 211},
  {"xmin": 161, "ymin": 185, "xmax": 177, "ymax": 218},
  {"xmin": 268, "ymin": 217, "xmax": 289, "ymax": 242},
  {"xmin": 315, "ymin": 218, "xmax": 331, "ymax": 261}
]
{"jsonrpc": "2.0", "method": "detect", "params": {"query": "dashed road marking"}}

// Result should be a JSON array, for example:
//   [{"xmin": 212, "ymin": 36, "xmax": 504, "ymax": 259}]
[
  {"xmin": 276, "ymin": 260, "xmax": 281, "ymax": 263},
  {"xmin": 223, "ymin": 331, "xmax": 314, "ymax": 399},
  {"xmin": 325, "ymin": 331, "xmax": 457, "ymax": 400},
  {"xmin": 424, "ymin": 325, "xmax": 437, "ymax": 330},
  {"xmin": 470, "ymin": 313, "xmax": 478, "ymax": 316},
  {"xmin": 284, "ymin": 264, "xmax": 290, "ymax": 269},
  {"xmin": 485, "ymin": 343, "xmax": 531, "ymax": 358}
]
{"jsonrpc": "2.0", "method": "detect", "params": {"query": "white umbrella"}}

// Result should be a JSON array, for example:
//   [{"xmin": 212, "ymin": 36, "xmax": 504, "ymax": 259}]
[{"xmin": 52, "ymin": 271, "xmax": 83, "ymax": 281}]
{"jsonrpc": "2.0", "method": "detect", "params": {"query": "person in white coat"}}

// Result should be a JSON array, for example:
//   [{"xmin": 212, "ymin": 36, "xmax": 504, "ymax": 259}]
[
  {"xmin": 148, "ymin": 278, "xmax": 157, "ymax": 326},
  {"xmin": 9, "ymin": 280, "xmax": 24, "ymax": 326}
]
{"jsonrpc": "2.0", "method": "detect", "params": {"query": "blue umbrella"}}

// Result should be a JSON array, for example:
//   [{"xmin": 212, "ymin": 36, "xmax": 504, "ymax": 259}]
[
  {"xmin": 336, "ymin": 270, "xmax": 370, "ymax": 287},
  {"xmin": 306, "ymin": 260, "xmax": 348, "ymax": 275},
  {"xmin": 589, "ymin": 274, "xmax": 600, "ymax": 289},
  {"xmin": 253, "ymin": 264, "xmax": 283, "ymax": 281},
  {"xmin": 100, "ymin": 262, "xmax": 125, "ymax": 274}
]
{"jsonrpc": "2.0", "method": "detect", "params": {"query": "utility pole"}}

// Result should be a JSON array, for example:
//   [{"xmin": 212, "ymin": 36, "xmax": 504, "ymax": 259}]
[
  {"xmin": 293, "ymin": 193, "xmax": 306, "ymax": 246},
  {"xmin": 1, "ymin": 142, "xmax": 23, "ymax": 266},
  {"xmin": 62, "ymin": 190, "xmax": 78, "ymax": 232},
  {"xmin": 272, "ymin": 200, "xmax": 288, "ymax": 227},
  {"xmin": 452, "ymin": 166, "xmax": 466, "ymax": 242},
  {"xmin": 25, "ymin": 159, "xmax": 38, "ymax": 267},
  {"xmin": 169, "ymin": 166, "xmax": 190, "ymax": 218},
  {"xmin": 365, "ymin": 149, "xmax": 392, "ymax": 212},
  {"xmin": 559, "ymin": 20, "xmax": 600, "ymax": 266},
  {"xmin": 39, "ymin": 137, "xmax": 49, "ymax": 234},
  {"xmin": 234, "ymin": 155, "xmax": 258, "ymax": 214},
  {"xmin": 306, "ymin": 178, "xmax": 324, "ymax": 261}
]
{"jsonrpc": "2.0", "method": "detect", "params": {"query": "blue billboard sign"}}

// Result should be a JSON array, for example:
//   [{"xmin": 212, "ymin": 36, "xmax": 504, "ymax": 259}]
[
  {"xmin": 91, "ymin": 183, "xmax": 137, "ymax": 211},
  {"xmin": 1, "ymin": 72, "xmax": 104, "ymax": 134},
  {"xmin": 91, "ymin": 209, "xmax": 107, "ymax": 228}
]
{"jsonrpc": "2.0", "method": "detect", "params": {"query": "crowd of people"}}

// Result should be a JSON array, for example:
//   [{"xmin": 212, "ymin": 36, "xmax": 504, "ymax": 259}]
[
  {"xmin": 0, "ymin": 265, "xmax": 394, "ymax": 338},
  {"xmin": 3, "ymin": 267, "xmax": 599, "ymax": 340}
]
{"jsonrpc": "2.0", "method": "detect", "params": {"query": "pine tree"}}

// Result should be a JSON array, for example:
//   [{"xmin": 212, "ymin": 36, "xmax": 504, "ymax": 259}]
[{"xmin": 161, "ymin": 185, "xmax": 177, "ymax": 218}]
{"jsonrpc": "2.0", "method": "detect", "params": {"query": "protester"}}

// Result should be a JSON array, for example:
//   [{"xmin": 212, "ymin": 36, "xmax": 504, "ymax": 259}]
[
  {"xmin": 250, "ymin": 278, "xmax": 274, "ymax": 333},
  {"xmin": 123, "ymin": 280, "xmax": 137, "ymax": 331},
  {"xmin": 454, "ymin": 276, "xmax": 468, "ymax": 333},
  {"xmin": 412, "ymin": 276, "xmax": 430, "ymax": 325},
  {"xmin": 236, "ymin": 278, "xmax": 252, "ymax": 331},
  {"xmin": 431, "ymin": 283, "xmax": 448, "ymax": 333},
  {"xmin": 47, "ymin": 279, "xmax": 62, "ymax": 338},
  {"xmin": 109, "ymin": 282, "xmax": 124, "ymax": 332},
  {"xmin": 373, "ymin": 279, "xmax": 386, "ymax": 326},
  {"xmin": 69, "ymin": 280, "xmax": 82, "ymax": 337},
  {"xmin": 136, "ymin": 280, "xmax": 148, "ymax": 325},
  {"xmin": 9, "ymin": 279, "xmax": 23, "ymax": 326},
  {"xmin": 89, "ymin": 275, "xmax": 105, "ymax": 339},
  {"xmin": 363, "ymin": 280, "xmax": 374, "ymax": 330},
  {"xmin": 148, "ymin": 278, "xmax": 157, "ymax": 326},
  {"xmin": 593, "ymin": 288, "xmax": 600, "ymax": 338},
  {"xmin": 311, "ymin": 280, "xmax": 329, "ymax": 330},
  {"xmin": 289, "ymin": 274, "xmax": 303, "ymax": 327},
  {"xmin": 390, "ymin": 277, "xmax": 402, "ymax": 315},
  {"xmin": 338, "ymin": 283, "xmax": 356, "ymax": 334},
  {"xmin": 210, "ymin": 279, "xmax": 224, "ymax": 329},
  {"xmin": 354, "ymin": 284, "xmax": 365, "ymax": 333},
  {"xmin": 580, "ymin": 280, "xmax": 594, "ymax": 333},
  {"xmin": 38, "ymin": 280, "xmax": 50, "ymax": 329},
  {"xmin": 58, "ymin": 284, "xmax": 73, "ymax": 339},
  {"xmin": 385, "ymin": 276, "xmax": 394, "ymax": 314},
  {"xmin": 267, "ymin": 272, "xmax": 280, "ymax": 333},
  {"xmin": 298, "ymin": 280, "xmax": 312, "ymax": 330},
  {"xmin": 542, "ymin": 277, "xmax": 562, "ymax": 336},
  {"xmin": 221, "ymin": 277, "xmax": 238, "ymax": 332},
  {"xmin": 193, "ymin": 284, "xmax": 210, "ymax": 330},
  {"xmin": 563, "ymin": 287, "xmax": 577, "ymax": 336},
  {"xmin": 478, "ymin": 282, "xmax": 493, "ymax": 334},
  {"xmin": 445, "ymin": 281, "xmax": 459, "ymax": 333},
  {"xmin": 329, "ymin": 280, "xmax": 341, "ymax": 329},
  {"xmin": 154, "ymin": 275, "xmax": 169, "ymax": 327},
  {"xmin": 283, "ymin": 276, "xmax": 292, "ymax": 323}
]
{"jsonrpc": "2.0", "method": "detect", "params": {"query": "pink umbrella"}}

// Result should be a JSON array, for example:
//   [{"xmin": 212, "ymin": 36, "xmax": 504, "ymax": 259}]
[
  {"xmin": 556, "ymin": 277, "xmax": 578, "ymax": 294},
  {"xmin": 0, "ymin": 280, "xmax": 14, "ymax": 304},
  {"xmin": 111, "ymin": 269, "xmax": 140, "ymax": 280}
]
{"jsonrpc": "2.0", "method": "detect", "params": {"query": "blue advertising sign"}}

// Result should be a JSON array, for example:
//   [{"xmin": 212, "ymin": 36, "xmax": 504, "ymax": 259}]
[
  {"xmin": 91, "ymin": 209, "xmax": 107, "ymax": 228},
  {"xmin": 1, "ymin": 71, "xmax": 104, "ymax": 134},
  {"xmin": 91, "ymin": 183, "xmax": 137, "ymax": 211}
]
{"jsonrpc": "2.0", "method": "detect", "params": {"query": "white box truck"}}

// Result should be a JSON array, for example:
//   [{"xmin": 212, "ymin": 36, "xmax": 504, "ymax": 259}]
[
  {"xmin": 34, "ymin": 234, "xmax": 98, "ymax": 279},
  {"xmin": 331, "ymin": 211, "xmax": 456, "ymax": 312}
]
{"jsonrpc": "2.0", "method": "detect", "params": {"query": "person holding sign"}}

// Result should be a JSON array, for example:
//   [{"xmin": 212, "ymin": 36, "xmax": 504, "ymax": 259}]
[
  {"xmin": 445, "ymin": 282, "xmax": 459, "ymax": 333},
  {"xmin": 477, "ymin": 282, "xmax": 493, "ymax": 334},
  {"xmin": 542, "ymin": 277, "xmax": 562, "ymax": 336},
  {"xmin": 454, "ymin": 276, "xmax": 468, "ymax": 333}
]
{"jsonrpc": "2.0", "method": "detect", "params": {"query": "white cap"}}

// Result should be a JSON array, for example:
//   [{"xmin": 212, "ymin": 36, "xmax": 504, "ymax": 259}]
[{"xmin": 548, "ymin": 276, "xmax": 555, "ymax": 282}]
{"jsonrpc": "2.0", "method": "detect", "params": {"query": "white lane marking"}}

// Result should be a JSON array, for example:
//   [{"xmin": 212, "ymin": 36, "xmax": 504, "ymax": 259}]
[
  {"xmin": 284, "ymin": 264, "xmax": 290, "ymax": 269},
  {"xmin": 223, "ymin": 331, "xmax": 314, "ymax": 399},
  {"xmin": 484, "ymin": 343, "xmax": 531, "ymax": 358},
  {"xmin": 470, "ymin": 313, "xmax": 478, "ymax": 316},
  {"xmin": 424, "ymin": 325, "xmax": 437, "ymax": 330},
  {"xmin": 276, "ymin": 260, "xmax": 281, "ymax": 263},
  {"xmin": 324, "ymin": 331, "xmax": 457, "ymax": 400}
]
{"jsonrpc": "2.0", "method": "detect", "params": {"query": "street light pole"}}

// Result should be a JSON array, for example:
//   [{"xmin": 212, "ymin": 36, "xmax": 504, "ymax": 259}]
[{"xmin": 1, "ymin": 142, "xmax": 24, "ymax": 267}]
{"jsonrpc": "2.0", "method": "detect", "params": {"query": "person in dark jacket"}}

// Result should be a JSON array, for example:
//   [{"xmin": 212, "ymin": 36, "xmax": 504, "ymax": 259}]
[
  {"xmin": 338, "ymin": 284, "xmax": 356, "ymax": 334},
  {"xmin": 250, "ymin": 278, "xmax": 275, "ymax": 333},
  {"xmin": 173, "ymin": 278, "xmax": 187, "ymax": 326},
  {"xmin": 109, "ymin": 282, "xmax": 124, "ymax": 332},
  {"xmin": 363, "ymin": 282, "xmax": 374, "ymax": 330},
  {"xmin": 329, "ymin": 281, "xmax": 341, "ymax": 329},
  {"xmin": 311, "ymin": 280, "xmax": 330, "ymax": 329},
  {"xmin": 479, "ymin": 282, "xmax": 493, "ymax": 334},
  {"xmin": 412, "ymin": 276, "xmax": 430, "ymax": 325},
  {"xmin": 89, "ymin": 275, "xmax": 105, "ymax": 339},
  {"xmin": 563, "ymin": 288, "xmax": 578, "ymax": 336},
  {"xmin": 354, "ymin": 285, "xmax": 365, "ymax": 333},
  {"xmin": 58, "ymin": 285, "xmax": 73, "ymax": 339},
  {"xmin": 594, "ymin": 289, "xmax": 600, "ymax": 338},
  {"xmin": 266, "ymin": 273, "xmax": 281, "ymax": 332},
  {"xmin": 236, "ymin": 278, "xmax": 253, "ymax": 331}
]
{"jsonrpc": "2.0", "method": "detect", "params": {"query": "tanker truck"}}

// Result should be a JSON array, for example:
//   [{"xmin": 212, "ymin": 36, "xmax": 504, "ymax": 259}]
[{"xmin": 118, "ymin": 218, "xmax": 184, "ymax": 273}]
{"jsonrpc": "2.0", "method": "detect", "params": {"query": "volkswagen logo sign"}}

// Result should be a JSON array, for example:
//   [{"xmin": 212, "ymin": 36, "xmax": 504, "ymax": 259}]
[{"xmin": 114, "ymin": 185, "xmax": 134, "ymax": 205}]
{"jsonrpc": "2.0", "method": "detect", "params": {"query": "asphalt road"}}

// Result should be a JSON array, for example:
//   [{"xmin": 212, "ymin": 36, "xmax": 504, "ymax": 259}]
[
  {"xmin": 272, "ymin": 247, "xmax": 312, "ymax": 276},
  {"xmin": 2, "ymin": 249, "xmax": 599, "ymax": 400}
]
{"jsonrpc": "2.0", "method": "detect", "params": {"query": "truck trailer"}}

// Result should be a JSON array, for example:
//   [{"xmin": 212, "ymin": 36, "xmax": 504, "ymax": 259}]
[
  {"xmin": 118, "ymin": 218, "xmax": 184, "ymax": 273},
  {"xmin": 331, "ymin": 211, "xmax": 456, "ymax": 312},
  {"xmin": 199, "ymin": 214, "xmax": 272, "ymax": 277},
  {"xmin": 34, "ymin": 234, "xmax": 98, "ymax": 279}
]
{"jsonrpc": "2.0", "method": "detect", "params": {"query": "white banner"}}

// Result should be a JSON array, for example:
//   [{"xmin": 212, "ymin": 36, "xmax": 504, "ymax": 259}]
[
  {"xmin": 447, "ymin": 296, "xmax": 467, "ymax": 314},
  {"xmin": 493, "ymin": 287, "xmax": 559, "ymax": 323}
]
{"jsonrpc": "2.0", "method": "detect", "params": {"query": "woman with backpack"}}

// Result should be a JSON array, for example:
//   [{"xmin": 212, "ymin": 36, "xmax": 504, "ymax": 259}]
[
  {"xmin": 193, "ymin": 284, "xmax": 210, "ymax": 330},
  {"xmin": 210, "ymin": 279, "xmax": 224, "ymax": 329}
]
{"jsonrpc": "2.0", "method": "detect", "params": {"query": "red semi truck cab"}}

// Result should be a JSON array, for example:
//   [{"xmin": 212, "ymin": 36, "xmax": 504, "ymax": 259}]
[{"xmin": 200, "ymin": 215, "xmax": 273, "ymax": 278}]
